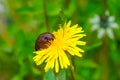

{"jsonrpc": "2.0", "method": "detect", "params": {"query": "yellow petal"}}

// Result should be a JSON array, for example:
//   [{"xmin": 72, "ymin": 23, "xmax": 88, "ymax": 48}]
[
  {"xmin": 61, "ymin": 50, "xmax": 70, "ymax": 66},
  {"xmin": 59, "ymin": 56, "xmax": 64, "ymax": 69},
  {"xmin": 50, "ymin": 59, "xmax": 55, "ymax": 68},
  {"xmin": 76, "ymin": 41, "xmax": 86, "ymax": 45},
  {"xmin": 45, "ymin": 61, "xmax": 51, "ymax": 72},
  {"xmin": 71, "ymin": 24, "xmax": 78, "ymax": 29},
  {"xmin": 73, "ymin": 46, "xmax": 84, "ymax": 53},
  {"xmin": 55, "ymin": 59, "xmax": 59, "ymax": 73},
  {"xmin": 73, "ymin": 34, "xmax": 86, "ymax": 38},
  {"xmin": 36, "ymin": 55, "xmax": 48, "ymax": 65},
  {"xmin": 67, "ymin": 49, "xmax": 75, "ymax": 56},
  {"xmin": 75, "ymin": 52, "xmax": 83, "ymax": 57},
  {"xmin": 67, "ymin": 21, "xmax": 71, "ymax": 27}
]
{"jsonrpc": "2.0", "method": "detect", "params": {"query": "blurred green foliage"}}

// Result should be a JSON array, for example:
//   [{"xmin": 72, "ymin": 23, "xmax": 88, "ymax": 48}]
[{"xmin": 0, "ymin": 0, "xmax": 120, "ymax": 80}]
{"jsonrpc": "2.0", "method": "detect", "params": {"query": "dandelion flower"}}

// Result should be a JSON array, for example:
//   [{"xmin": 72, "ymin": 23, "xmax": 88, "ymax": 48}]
[{"xmin": 33, "ymin": 21, "xmax": 86, "ymax": 73}]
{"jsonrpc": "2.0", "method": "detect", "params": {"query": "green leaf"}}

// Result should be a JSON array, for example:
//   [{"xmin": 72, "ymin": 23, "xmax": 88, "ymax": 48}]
[
  {"xmin": 54, "ymin": 70, "xmax": 66, "ymax": 80},
  {"xmin": 45, "ymin": 69, "xmax": 54, "ymax": 80}
]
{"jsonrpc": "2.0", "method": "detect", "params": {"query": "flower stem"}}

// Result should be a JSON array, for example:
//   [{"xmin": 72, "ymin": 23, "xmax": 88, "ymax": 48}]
[
  {"xmin": 93, "ymin": 36, "xmax": 109, "ymax": 80},
  {"xmin": 70, "ymin": 64, "xmax": 76, "ymax": 80},
  {"xmin": 102, "ymin": 0, "xmax": 108, "ymax": 10},
  {"xmin": 100, "ymin": 37, "xmax": 109, "ymax": 80},
  {"xmin": 43, "ymin": 0, "xmax": 50, "ymax": 32}
]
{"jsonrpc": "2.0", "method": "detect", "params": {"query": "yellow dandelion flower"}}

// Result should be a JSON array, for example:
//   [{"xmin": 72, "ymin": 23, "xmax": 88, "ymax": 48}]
[{"xmin": 33, "ymin": 21, "xmax": 86, "ymax": 73}]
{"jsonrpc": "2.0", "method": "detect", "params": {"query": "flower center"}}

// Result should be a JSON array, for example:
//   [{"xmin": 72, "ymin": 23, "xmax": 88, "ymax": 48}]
[{"xmin": 100, "ymin": 14, "xmax": 109, "ymax": 29}]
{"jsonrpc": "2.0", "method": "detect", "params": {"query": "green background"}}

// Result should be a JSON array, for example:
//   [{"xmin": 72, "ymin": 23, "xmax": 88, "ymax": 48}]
[{"xmin": 0, "ymin": 0, "xmax": 120, "ymax": 80}]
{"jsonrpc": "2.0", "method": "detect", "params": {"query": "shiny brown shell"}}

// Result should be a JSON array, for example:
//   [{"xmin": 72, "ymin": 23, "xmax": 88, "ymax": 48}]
[{"xmin": 35, "ymin": 32, "xmax": 54, "ymax": 51}]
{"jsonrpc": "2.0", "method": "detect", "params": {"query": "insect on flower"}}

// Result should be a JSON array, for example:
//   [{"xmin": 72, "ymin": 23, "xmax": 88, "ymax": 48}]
[
  {"xmin": 35, "ymin": 32, "xmax": 55, "ymax": 51},
  {"xmin": 33, "ymin": 21, "xmax": 86, "ymax": 73}
]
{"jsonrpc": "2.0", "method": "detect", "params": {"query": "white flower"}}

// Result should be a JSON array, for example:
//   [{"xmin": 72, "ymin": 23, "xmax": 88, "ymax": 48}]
[{"xmin": 89, "ymin": 11, "xmax": 118, "ymax": 39}]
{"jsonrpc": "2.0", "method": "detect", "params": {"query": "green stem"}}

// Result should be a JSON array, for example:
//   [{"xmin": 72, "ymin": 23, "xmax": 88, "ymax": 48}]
[
  {"xmin": 69, "ymin": 57, "xmax": 76, "ymax": 80},
  {"xmin": 100, "ymin": 37, "xmax": 109, "ymax": 80},
  {"xmin": 43, "ymin": 0, "xmax": 50, "ymax": 32},
  {"xmin": 70, "ymin": 64, "xmax": 76, "ymax": 80},
  {"xmin": 102, "ymin": 0, "xmax": 108, "ymax": 10},
  {"xmin": 93, "ymin": 36, "xmax": 109, "ymax": 80}
]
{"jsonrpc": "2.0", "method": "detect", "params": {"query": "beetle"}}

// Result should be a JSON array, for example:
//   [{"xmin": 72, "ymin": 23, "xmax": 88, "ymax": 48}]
[{"xmin": 35, "ymin": 32, "xmax": 54, "ymax": 51}]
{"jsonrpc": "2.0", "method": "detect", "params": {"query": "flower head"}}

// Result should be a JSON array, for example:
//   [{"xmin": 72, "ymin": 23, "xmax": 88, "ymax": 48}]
[
  {"xmin": 90, "ymin": 11, "xmax": 118, "ymax": 39},
  {"xmin": 33, "ymin": 21, "xmax": 86, "ymax": 73}
]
